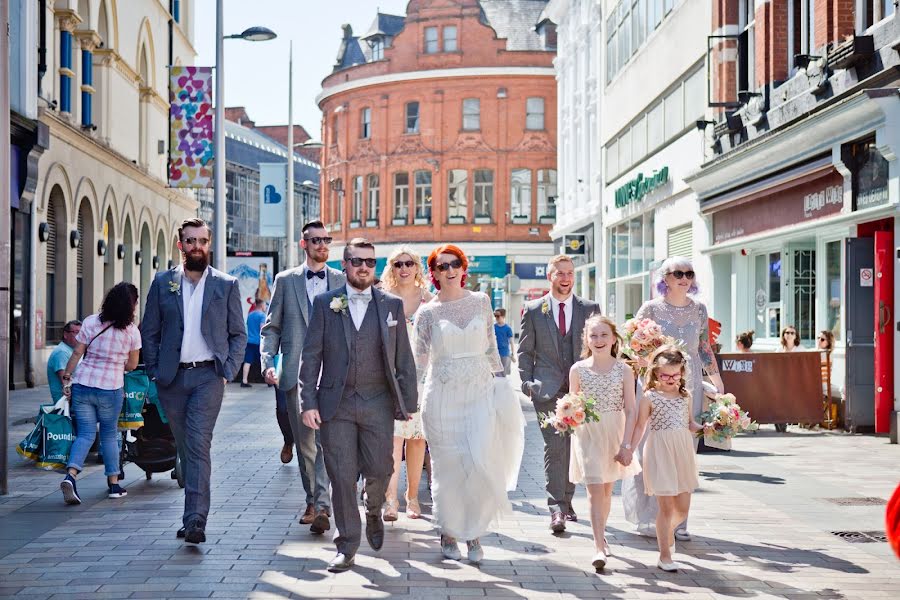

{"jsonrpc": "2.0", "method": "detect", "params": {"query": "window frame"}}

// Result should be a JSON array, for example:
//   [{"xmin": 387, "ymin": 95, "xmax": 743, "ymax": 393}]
[
  {"xmin": 510, "ymin": 168, "xmax": 532, "ymax": 223},
  {"xmin": 351, "ymin": 175, "xmax": 363, "ymax": 225},
  {"xmin": 462, "ymin": 98, "xmax": 480, "ymax": 131},
  {"xmin": 359, "ymin": 107, "xmax": 371, "ymax": 139},
  {"xmin": 424, "ymin": 26, "xmax": 439, "ymax": 54},
  {"xmin": 405, "ymin": 101, "xmax": 420, "ymax": 134},
  {"xmin": 526, "ymin": 97, "xmax": 545, "ymax": 130},
  {"xmin": 443, "ymin": 25, "xmax": 458, "ymax": 52},
  {"xmin": 447, "ymin": 169, "xmax": 468, "ymax": 223},
  {"xmin": 473, "ymin": 169, "xmax": 494, "ymax": 223},
  {"xmin": 366, "ymin": 173, "xmax": 380, "ymax": 226},
  {"xmin": 393, "ymin": 172, "xmax": 410, "ymax": 224}
]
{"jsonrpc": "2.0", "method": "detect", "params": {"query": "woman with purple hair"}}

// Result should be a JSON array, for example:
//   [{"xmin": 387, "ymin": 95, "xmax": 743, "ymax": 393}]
[{"xmin": 621, "ymin": 256, "xmax": 724, "ymax": 542}]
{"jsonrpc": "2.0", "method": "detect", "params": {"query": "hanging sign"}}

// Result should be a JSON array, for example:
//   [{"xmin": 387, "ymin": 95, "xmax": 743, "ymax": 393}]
[
  {"xmin": 168, "ymin": 66, "xmax": 214, "ymax": 188},
  {"xmin": 259, "ymin": 163, "xmax": 287, "ymax": 237}
]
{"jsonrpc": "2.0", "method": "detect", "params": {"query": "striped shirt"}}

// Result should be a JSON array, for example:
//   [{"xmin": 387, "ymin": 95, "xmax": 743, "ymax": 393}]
[{"xmin": 71, "ymin": 314, "xmax": 142, "ymax": 390}]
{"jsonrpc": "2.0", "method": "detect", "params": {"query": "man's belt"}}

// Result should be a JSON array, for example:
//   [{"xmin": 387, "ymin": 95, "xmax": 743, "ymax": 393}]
[{"xmin": 178, "ymin": 360, "xmax": 216, "ymax": 370}]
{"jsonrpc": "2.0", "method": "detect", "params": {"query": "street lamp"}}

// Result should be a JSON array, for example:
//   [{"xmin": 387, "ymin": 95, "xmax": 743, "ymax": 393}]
[{"xmin": 213, "ymin": 1, "xmax": 276, "ymax": 271}]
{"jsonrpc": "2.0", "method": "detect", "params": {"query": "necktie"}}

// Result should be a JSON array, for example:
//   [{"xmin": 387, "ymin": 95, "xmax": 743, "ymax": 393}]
[
  {"xmin": 307, "ymin": 270, "xmax": 325, "ymax": 280},
  {"xmin": 558, "ymin": 302, "xmax": 567, "ymax": 337},
  {"xmin": 350, "ymin": 293, "xmax": 370, "ymax": 304}
]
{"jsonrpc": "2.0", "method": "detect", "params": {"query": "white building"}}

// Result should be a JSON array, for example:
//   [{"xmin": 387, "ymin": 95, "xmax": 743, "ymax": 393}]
[{"xmin": 30, "ymin": 0, "xmax": 198, "ymax": 384}]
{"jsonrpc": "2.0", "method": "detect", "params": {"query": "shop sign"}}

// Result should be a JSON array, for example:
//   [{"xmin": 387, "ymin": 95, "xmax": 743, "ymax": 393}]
[
  {"xmin": 712, "ymin": 169, "xmax": 844, "ymax": 244},
  {"xmin": 563, "ymin": 234, "xmax": 586, "ymax": 255},
  {"xmin": 614, "ymin": 167, "xmax": 669, "ymax": 208}
]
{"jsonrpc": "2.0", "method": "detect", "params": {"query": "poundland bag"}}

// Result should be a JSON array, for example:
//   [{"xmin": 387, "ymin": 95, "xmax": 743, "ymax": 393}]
[
  {"xmin": 36, "ymin": 399, "xmax": 75, "ymax": 470},
  {"xmin": 16, "ymin": 406, "xmax": 48, "ymax": 461},
  {"xmin": 120, "ymin": 370, "xmax": 150, "ymax": 430}
]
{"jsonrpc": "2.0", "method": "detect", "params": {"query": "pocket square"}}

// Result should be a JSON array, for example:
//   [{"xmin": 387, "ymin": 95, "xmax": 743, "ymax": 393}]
[{"xmin": 386, "ymin": 312, "xmax": 398, "ymax": 327}]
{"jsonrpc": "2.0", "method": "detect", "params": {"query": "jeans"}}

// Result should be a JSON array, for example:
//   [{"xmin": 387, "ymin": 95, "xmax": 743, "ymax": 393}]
[{"xmin": 67, "ymin": 384, "xmax": 124, "ymax": 477}]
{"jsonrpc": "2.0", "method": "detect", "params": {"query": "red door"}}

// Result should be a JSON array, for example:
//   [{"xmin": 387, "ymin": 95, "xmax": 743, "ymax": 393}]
[{"xmin": 874, "ymin": 230, "xmax": 894, "ymax": 433}]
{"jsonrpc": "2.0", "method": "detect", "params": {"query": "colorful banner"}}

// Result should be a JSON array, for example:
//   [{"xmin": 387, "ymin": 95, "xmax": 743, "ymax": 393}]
[
  {"xmin": 168, "ymin": 66, "xmax": 214, "ymax": 188},
  {"xmin": 259, "ymin": 163, "xmax": 287, "ymax": 237}
]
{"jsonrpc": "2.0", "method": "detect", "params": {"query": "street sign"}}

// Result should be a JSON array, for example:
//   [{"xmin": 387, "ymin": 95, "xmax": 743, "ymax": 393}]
[{"xmin": 860, "ymin": 268, "xmax": 874, "ymax": 287}]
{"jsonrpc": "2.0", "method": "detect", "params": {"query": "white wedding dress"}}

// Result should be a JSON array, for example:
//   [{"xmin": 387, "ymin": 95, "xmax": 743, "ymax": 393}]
[{"xmin": 415, "ymin": 292, "xmax": 526, "ymax": 540}]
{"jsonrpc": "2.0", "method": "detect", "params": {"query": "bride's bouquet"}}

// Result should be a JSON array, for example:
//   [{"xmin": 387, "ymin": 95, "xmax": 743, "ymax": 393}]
[
  {"xmin": 620, "ymin": 318, "xmax": 681, "ymax": 375},
  {"xmin": 698, "ymin": 392, "xmax": 758, "ymax": 449},
  {"xmin": 539, "ymin": 392, "xmax": 600, "ymax": 436}
]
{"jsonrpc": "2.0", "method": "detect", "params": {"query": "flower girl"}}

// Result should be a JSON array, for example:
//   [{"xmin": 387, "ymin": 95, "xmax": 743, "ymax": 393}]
[{"xmin": 568, "ymin": 315, "xmax": 640, "ymax": 571}]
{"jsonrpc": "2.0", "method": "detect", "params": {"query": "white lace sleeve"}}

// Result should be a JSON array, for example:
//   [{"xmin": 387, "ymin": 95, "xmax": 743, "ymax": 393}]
[
  {"xmin": 414, "ymin": 306, "xmax": 433, "ymax": 381},
  {"xmin": 482, "ymin": 294, "xmax": 503, "ymax": 373}
]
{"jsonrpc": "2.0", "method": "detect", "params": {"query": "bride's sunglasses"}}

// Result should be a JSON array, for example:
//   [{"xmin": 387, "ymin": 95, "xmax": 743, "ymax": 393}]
[
  {"xmin": 392, "ymin": 260, "xmax": 416, "ymax": 269},
  {"xmin": 669, "ymin": 270, "xmax": 695, "ymax": 280},
  {"xmin": 435, "ymin": 259, "xmax": 463, "ymax": 272}
]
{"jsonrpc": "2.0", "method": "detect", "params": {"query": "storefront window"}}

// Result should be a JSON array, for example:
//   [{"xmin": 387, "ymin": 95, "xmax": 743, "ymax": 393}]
[
  {"xmin": 825, "ymin": 240, "xmax": 842, "ymax": 340},
  {"xmin": 754, "ymin": 252, "xmax": 782, "ymax": 338},
  {"xmin": 791, "ymin": 248, "xmax": 817, "ymax": 342},
  {"xmin": 608, "ymin": 212, "xmax": 654, "ymax": 280}
]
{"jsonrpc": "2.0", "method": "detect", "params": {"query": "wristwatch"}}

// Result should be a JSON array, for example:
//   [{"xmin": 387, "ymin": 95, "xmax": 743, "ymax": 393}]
[{"xmin": 621, "ymin": 443, "xmax": 632, "ymax": 450}]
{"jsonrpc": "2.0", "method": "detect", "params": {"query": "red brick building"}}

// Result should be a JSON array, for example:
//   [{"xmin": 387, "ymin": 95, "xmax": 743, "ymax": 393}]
[{"xmin": 317, "ymin": 0, "xmax": 559, "ymax": 305}]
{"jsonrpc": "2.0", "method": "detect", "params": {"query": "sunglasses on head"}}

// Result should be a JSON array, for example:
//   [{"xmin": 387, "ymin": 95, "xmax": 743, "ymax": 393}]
[
  {"xmin": 435, "ymin": 259, "xmax": 463, "ymax": 272},
  {"xmin": 393, "ymin": 260, "xmax": 416, "ymax": 269},
  {"xmin": 304, "ymin": 236, "xmax": 333, "ymax": 246},
  {"xmin": 669, "ymin": 270, "xmax": 695, "ymax": 280},
  {"xmin": 347, "ymin": 257, "xmax": 377, "ymax": 268}
]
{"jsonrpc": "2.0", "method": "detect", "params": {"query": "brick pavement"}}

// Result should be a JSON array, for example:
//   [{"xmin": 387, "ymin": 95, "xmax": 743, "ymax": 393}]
[{"xmin": 1, "ymin": 380, "xmax": 898, "ymax": 599}]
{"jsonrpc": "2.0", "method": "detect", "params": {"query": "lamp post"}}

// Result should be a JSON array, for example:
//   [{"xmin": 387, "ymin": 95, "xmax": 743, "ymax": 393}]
[
  {"xmin": 213, "ymin": 0, "xmax": 275, "ymax": 270},
  {"xmin": 286, "ymin": 41, "xmax": 294, "ymax": 268}
]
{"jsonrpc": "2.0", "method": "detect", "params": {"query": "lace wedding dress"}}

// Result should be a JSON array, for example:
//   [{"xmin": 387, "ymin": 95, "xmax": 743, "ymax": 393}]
[{"xmin": 415, "ymin": 292, "xmax": 526, "ymax": 540}]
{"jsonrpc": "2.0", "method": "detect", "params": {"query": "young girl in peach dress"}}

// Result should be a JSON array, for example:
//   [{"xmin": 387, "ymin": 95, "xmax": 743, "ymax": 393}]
[
  {"xmin": 568, "ymin": 315, "xmax": 641, "ymax": 571},
  {"xmin": 625, "ymin": 345, "xmax": 702, "ymax": 572}
]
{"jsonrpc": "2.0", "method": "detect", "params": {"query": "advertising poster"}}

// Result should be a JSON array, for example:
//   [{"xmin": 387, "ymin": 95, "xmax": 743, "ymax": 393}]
[
  {"xmin": 226, "ymin": 252, "xmax": 277, "ymax": 322},
  {"xmin": 259, "ymin": 163, "xmax": 287, "ymax": 237},
  {"xmin": 168, "ymin": 66, "xmax": 214, "ymax": 188}
]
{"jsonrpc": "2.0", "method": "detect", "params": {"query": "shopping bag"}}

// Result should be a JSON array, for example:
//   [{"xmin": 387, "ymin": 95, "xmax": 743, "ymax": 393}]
[
  {"xmin": 120, "ymin": 370, "xmax": 149, "ymax": 430},
  {"xmin": 36, "ymin": 398, "xmax": 75, "ymax": 470},
  {"xmin": 146, "ymin": 378, "xmax": 168, "ymax": 424},
  {"xmin": 16, "ymin": 407, "xmax": 48, "ymax": 461}
]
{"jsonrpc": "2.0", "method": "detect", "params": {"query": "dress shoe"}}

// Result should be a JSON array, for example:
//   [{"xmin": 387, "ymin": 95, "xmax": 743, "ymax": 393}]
[
  {"xmin": 299, "ymin": 504, "xmax": 315, "ymax": 525},
  {"xmin": 176, "ymin": 527, "xmax": 185, "ymax": 539},
  {"xmin": 280, "ymin": 443, "xmax": 293, "ymax": 464},
  {"xmin": 591, "ymin": 551, "xmax": 607, "ymax": 571},
  {"xmin": 550, "ymin": 511, "xmax": 566, "ymax": 533},
  {"xmin": 466, "ymin": 539, "xmax": 484, "ymax": 563},
  {"xmin": 657, "ymin": 558, "xmax": 679, "ymax": 572},
  {"xmin": 310, "ymin": 510, "xmax": 330, "ymax": 535},
  {"xmin": 441, "ymin": 535, "xmax": 462, "ymax": 560},
  {"xmin": 365, "ymin": 512, "xmax": 384, "ymax": 550},
  {"xmin": 184, "ymin": 519, "xmax": 206, "ymax": 544},
  {"xmin": 327, "ymin": 552, "xmax": 355, "ymax": 573},
  {"xmin": 565, "ymin": 508, "xmax": 578, "ymax": 522}
]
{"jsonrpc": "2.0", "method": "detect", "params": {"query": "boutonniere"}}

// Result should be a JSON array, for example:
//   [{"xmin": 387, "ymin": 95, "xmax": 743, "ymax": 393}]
[
  {"xmin": 168, "ymin": 281, "xmax": 181, "ymax": 296},
  {"xmin": 330, "ymin": 294, "xmax": 349, "ymax": 315},
  {"xmin": 541, "ymin": 301, "xmax": 550, "ymax": 315}
]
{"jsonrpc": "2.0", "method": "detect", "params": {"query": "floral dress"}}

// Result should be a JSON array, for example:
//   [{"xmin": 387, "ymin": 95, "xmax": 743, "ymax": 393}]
[{"xmin": 394, "ymin": 291, "xmax": 428, "ymax": 440}]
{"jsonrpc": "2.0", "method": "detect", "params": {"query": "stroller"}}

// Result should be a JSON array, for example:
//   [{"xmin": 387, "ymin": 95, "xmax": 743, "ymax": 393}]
[{"xmin": 119, "ymin": 369, "xmax": 184, "ymax": 488}]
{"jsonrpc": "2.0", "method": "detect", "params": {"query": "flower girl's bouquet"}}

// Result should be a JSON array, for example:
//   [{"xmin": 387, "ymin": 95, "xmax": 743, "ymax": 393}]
[
  {"xmin": 620, "ymin": 318, "xmax": 680, "ymax": 375},
  {"xmin": 538, "ymin": 392, "xmax": 600, "ymax": 436},
  {"xmin": 698, "ymin": 392, "xmax": 758, "ymax": 450}
]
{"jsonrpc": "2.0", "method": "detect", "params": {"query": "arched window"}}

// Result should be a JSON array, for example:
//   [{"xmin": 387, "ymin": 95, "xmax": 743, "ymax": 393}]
[
  {"xmin": 103, "ymin": 208, "xmax": 116, "ymax": 293},
  {"xmin": 139, "ymin": 224, "xmax": 152, "ymax": 316},
  {"xmin": 156, "ymin": 230, "xmax": 167, "ymax": 273},
  {"xmin": 45, "ymin": 187, "xmax": 68, "ymax": 343},
  {"xmin": 76, "ymin": 199, "xmax": 96, "ymax": 318},
  {"xmin": 122, "ymin": 216, "xmax": 134, "ymax": 288}
]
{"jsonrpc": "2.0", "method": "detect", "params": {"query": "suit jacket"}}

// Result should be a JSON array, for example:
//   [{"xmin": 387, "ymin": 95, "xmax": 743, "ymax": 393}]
[
  {"xmin": 259, "ymin": 265, "xmax": 345, "ymax": 390},
  {"xmin": 517, "ymin": 293, "xmax": 601, "ymax": 402},
  {"xmin": 298, "ymin": 285, "xmax": 418, "ymax": 423},
  {"xmin": 141, "ymin": 265, "xmax": 248, "ymax": 387}
]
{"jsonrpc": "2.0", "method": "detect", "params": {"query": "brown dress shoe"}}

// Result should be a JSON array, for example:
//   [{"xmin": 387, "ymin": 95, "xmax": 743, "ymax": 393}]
[
  {"xmin": 299, "ymin": 504, "xmax": 315, "ymax": 525},
  {"xmin": 310, "ymin": 510, "xmax": 331, "ymax": 535},
  {"xmin": 550, "ymin": 511, "xmax": 566, "ymax": 533},
  {"xmin": 565, "ymin": 509, "xmax": 578, "ymax": 522},
  {"xmin": 280, "ymin": 443, "xmax": 293, "ymax": 464}
]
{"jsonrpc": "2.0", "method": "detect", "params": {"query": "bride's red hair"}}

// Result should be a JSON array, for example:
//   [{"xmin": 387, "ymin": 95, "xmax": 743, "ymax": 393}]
[{"xmin": 427, "ymin": 244, "xmax": 469, "ymax": 290}]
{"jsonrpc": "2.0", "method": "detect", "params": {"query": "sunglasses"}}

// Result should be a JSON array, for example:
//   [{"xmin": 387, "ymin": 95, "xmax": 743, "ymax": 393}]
[
  {"xmin": 657, "ymin": 372, "xmax": 682, "ymax": 382},
  {"xmin": 304, "ymin": 236, "xmax": 333, "ymax": 246},
  {"xmin": 347, "ymin": 257, "xmax": 377, "ymax": 268},
  {"xmin": 393, "ymin": 260, "xmax": 416, "ymax": 269},
  {"xmin": 435, "ymin": 259, "xmax": 463, "ymax": 272},
  {"xmin": 669, "ymin": 270, "xmax": 695, "ymax": 280},
  {"xmin": 784, "ymin": 331, "xmax": 797, "ymax": 336},
  {"xmin": 182, "ymin": 237, "xmax": 210, "ymax": 247}
]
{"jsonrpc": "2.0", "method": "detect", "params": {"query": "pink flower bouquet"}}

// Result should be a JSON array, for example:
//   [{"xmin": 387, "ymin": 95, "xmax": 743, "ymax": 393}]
[
  {"xmin": 538, "ymin": 392, "xmax": 600, "ymax": 436},
  {"xmin": 620, "ymin": 317, "xmax": 680, "ymax": 375},
  {"xmin": 698, "ymin": 392, "xmax": 758, "ymax": 449}
]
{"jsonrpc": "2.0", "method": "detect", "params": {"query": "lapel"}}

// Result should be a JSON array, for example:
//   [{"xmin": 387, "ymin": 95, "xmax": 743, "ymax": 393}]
[
  {"xmin": 372, "ymin": 287, "xmax": 389, "ymax": 350},
  {"xmin": 200, "ymin": 267, "xmax": 216, "ymax": 318},
  {"xmin": 541, "ymin": 294, "xmax": 562, "ymax": 361},
  {"xmin": 570, "ymin": 296, "xmax": 585, "ymax": 358},
  {"xmin": 336, "ymin": 285, "xmax": 353, "ymax": 352},
  {"xmin": 327, "ymin": 266, "xmax": 344, "ymax": 292},
  {"xmin": 171, "ymin": 266, "xmax": 184, "ymax": 323},
  {"xmin": 294, "ymin": 267, "xmax": 310, "ymax": 326}
]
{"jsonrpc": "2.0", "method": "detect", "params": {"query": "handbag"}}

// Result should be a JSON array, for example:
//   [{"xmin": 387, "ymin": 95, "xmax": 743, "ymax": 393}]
[
  {"xmin": 35, "ymin": 398, "xmax": 75, "ymax": 470},
  {"xmin": 120, "ymin": 370, "xmax": 150, "ymax": 430}
]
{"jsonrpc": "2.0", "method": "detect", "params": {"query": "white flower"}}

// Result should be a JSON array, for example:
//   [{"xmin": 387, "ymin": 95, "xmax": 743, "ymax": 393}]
[{"xmin": 330, "ymin": 295, "xmax": 348, "ymax": 314}]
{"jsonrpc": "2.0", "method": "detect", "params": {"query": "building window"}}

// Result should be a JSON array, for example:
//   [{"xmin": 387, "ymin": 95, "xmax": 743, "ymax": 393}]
[
  {"xmin": 331, "ymin": 114, "xmax": 339, "ymax": 144},
  {"xmin": 405, "ymin": 101, "xmax": 419, "ymax": 134},
  {"xmin": 447, "ymin": 169, "xmax": 468, "ymax": 222},
  {"xmin": 59, "ymin": 30, "xmax": 73, "ymax": 113},
  {"xmin": 443, "ymin": 26, "xmax": 458, "ymax": 51},
  {"xmin": 473, "ymin": 169, "xmax": 494, "ymax": 222},
  {"xmin": 424, "ymin": 26, "xmax": 439, "ymax": 53},
  {"xmin": 788, "ymin": 0, "xmax": 815, "ymax": 73},
  {"xmin": 754, "ymin": 252, "xmax": 782, "ymax": 339},
  {"xmin": 360, "ymin": 107, "xmax": 371, "ymax": 139},
  {"xmin": 858, "ymin": 0, "xmax": 895, "ymax": 31},
  {"xmin": 537, "ymin": 169, "xmax": 557, "ymax": 221},
  {"xmin": 81, "ymin": 46, "xmax": 93, "ymax": 127},
  {"xmin": 462, "ymin": 98, "xmax": 480, "ymax": 131},
  {"xmin": 607, "ymin": 213, "xmax": 654, "ymax": 281},
  {"xmin": 526, "ymin": 97, "xmax": 545, "ymax": 130},
  {"xmin": 370, "ymin": 37, "xmax": 384, "ymax": 60},
  {"xmin": 414, "ymin": 170, "xmax": 432, "ymax": 223},
  {"xmin": 332, "ymin": 178, "xmax": 343, "ymax": 227},
  {"xmin": 664, "ymin": 86, "xmax": 684, "ymax": 138},
  {"xmin": 607, "ymin": 0, "xmax": 680, "ymax": 82},
  {"xmin": 351, "ymin": 175, "xmax": 363, "ymax": 224},
  {"xmin": 366, "ymin": 174, "xmax": 379, "ymax": 224},
  {"xmin": 825, "ymin": 240, "xmax": 842, "ymax": 340},
  {"xmin": 540, "ymin": 22, "xmax": 557, "ymax": 50},
  {"xmin": 739, "ymin": 0, "xmax": 756, "ymax": 91},
  {"xmin": 393, "ymin": 172, "xmax": 409, "ymax": 223},
  {"xmin": 510, "ymin": 169, "xmax": 532, "ymax": 223},
  {"xmin": 844, "ymin": 138, "xmax": 890, "ymax": 210}
]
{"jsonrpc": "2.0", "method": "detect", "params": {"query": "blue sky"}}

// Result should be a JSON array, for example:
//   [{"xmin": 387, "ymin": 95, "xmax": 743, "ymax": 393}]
[{"xmin": 194, "ymin": 0, "xmax": 412, "ymax": 138}]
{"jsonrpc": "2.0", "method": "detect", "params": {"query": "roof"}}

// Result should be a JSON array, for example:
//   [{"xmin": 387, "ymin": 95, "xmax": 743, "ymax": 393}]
[
  {"xmin": 361, "ymin": 12, "xmax": 405, "ymax": 40},
  {"xmin": 479, "ymin": 0, "xmax": 549, "ymax": 52},
  {"xmin": 224, "ymin": 120, "xmax": 320, "ymax": 184}
]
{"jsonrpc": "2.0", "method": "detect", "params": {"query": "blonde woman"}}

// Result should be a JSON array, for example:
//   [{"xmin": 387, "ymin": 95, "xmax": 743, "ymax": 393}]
[{"xmin": 380, "ymin": 246, "xmax": 433, "ymax": 521}]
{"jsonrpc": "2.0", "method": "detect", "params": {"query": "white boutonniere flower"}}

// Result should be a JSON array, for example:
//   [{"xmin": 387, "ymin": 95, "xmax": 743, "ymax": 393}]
[
  {"xmin": 541, "ymin": 301, "xmax": 550, "ymax": 315},
  {"xmin": 330, "ymin": 294, "xmax": 349, "ymax": 315},
  {"xmin": 168, "ymin": 280, "xmax": 181, "ymax": 296}
]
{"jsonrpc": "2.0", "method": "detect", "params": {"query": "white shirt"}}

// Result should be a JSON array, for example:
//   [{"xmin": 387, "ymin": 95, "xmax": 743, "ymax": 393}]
[
  {"xmin": 346, "ymin": 283, "xmax": 373, "ymax": 330},
  {"xmin": 180, "ymin": 268, "xmax": 215, "ymax": 363},
  {"xmin": 549, "ymin": 293, "xmax": 573, "ymax": 334},
  {"xmin": 304, "ymin": 264, "xmax": 328, "ymax": 307}
]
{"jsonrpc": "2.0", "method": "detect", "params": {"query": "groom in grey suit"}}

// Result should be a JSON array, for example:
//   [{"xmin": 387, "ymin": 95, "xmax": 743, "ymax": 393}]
[
  {"xmin": 299, "ymin": 238, "xmax": 417, "ymax": 573},
  {"xmin": 260, "ymin": 220, "xmax": 343, "ymax": 534},
  {"xmin": 142, "ymin": 218, "xmax": 247, "ymax": 544},
  {"xmin": 518, "ymin": 254, "xmax": 600, "ymax": 533}
]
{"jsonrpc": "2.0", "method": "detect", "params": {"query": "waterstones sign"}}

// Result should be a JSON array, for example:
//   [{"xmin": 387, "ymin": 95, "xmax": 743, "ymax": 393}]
[{"xmin": 614, "ymin": 167, "xmax": 669, "ymax": 208}]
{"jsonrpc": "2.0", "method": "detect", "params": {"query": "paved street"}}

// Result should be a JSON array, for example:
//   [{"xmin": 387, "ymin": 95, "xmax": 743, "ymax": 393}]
[{"xmin": 1, "ymin": 381, "xmax": 898, "ymax": 599}]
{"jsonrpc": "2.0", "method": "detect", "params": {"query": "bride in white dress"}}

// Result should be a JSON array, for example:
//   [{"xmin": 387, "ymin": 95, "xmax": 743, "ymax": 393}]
[{"xmin": 415, "ymin": 245, "xmax": 526, "ymax": 563}]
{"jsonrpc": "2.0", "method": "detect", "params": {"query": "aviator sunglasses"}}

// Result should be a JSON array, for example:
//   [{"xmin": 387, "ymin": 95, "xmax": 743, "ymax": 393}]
[
  {"xmin": 669, "ymin": 270, "xmax": 695, "ymax": 280},
  {"xmin": 393, "ymin": 260, "xmax": 416, "ymax": 269},
  {"xmin": 304, "ymin": 236, "xmax": 333, "ymax": 246},
  {"xmin": 435, "ymin": 259, "xmax": 463, "ymax": 272},
  {"xmin": 347, "ymin": 257, "xmax": 377, "ymax": 268}
]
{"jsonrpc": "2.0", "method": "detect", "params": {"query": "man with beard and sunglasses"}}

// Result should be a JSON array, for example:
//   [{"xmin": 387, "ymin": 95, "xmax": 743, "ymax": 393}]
[
  {"xmin": 260, "ymin": 220, "xmax": 343, "ymax": 534},
  {"xmin": 141, "ymin": 218, "xmax": 247, "ymax": 544},
  {"xmin": 299, "ymin": 238, "xmax": 417, "ymax": 573}
]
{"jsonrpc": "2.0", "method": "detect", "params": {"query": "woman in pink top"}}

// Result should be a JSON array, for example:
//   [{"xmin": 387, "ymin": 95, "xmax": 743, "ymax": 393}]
[{"xmin": 60, "ymin": 282, "xmax": 142, "ymax": 504}]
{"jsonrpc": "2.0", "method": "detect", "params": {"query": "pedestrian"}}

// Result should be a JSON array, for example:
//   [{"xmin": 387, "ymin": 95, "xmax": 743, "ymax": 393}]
[
  {"xmin": 567, "ymin": 315, "xmax": 640, "ymax": 571},
  {"xmin": 779, "ymin": 325, "xmax": 801, "ymax": 351},
  {"xmin": 416, "ymin": 244, "xmax": 526, "ymax": 563},
  {"xmin": 299, "ymin": 238, "xmax": 418, "ymax": 573},
  {"xmin": 735, "ymin": 330, "xmax": 754, "ymax": 353},
  {"xmin": 380, "ymin": 245, "xmax": 432, "ymax": 522},
  {"xmin": 627, "ymin": 345, "xmax": 703, "ymax": 572},
  {"xmin": 48, "ymin": 320, "xmax": 81, "ymax": 403},
  {"xmin": 274, "ymin": 386, "xmax": 294, "ymax": 463},
  {"xmin": 493, "ymin": 308, "xmax": 515, "ymax": 376},
  {"xmin": 241, "ymin": 298, "xmax": 266, "ymax": 387},
  {"xmin": 141, "ymin": 217, "xmax": 247, "ymax": 544},
  {"xmin": 518, "ymin": 254, "xmax": 600, "ymax": 533},
  {"xmin": 621, "ymin": 256, "xmax": 723, "ymax": 541},
  {"xmin": 59, "ymin": 283, "xmax": 141, "ymax": 504},
  {"xmin": 260, "ymin": 219, "xmax": 343, "ymax": 534}
]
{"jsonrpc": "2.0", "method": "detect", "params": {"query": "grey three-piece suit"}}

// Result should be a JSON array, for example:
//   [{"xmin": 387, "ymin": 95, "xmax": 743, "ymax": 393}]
[{"xmin": 299, "ymin": 285, "xmax": 417, "ymax": 555}]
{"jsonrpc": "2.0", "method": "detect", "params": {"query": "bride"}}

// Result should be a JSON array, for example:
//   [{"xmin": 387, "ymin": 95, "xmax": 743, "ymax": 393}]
[{"xmin": 414, "ymin": 244, "xmax": 525, "ymax": 563}]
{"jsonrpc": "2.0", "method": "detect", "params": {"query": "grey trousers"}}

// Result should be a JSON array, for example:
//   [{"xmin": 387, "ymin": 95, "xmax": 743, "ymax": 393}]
[
  {"xmin": 320, "ymin": 392, "xmax": 394, "ymax": 555},
  {"xmin": 157, "ymin": 365, "xmax": 224, "ymax": 527},
  {"xmin": 285, "ymin": 386, "xmax": 330, "ymax": 511},
  {"xmin": 533, "ymin": 396, "xmax": 576, "ymax": 514}
]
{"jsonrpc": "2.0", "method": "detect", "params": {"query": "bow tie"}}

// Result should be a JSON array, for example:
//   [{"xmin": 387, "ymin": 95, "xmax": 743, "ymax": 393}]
[
  {"xmin": 349, "ymin": 292, "xmax": 371, "ymax": 304},
  {"xmin": 306, "ymin": 270, "xmax": 325, "ymax": 280}
]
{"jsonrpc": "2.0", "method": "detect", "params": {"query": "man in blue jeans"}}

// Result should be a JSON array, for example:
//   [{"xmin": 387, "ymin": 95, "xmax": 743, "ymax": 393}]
[{"xmin": 493, "ymin": 309, "xmax": 515, "ymax": 376}]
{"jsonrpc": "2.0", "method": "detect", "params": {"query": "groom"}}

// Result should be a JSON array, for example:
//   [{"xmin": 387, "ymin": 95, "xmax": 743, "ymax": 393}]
[
  {"xmin": 518, "ymin": 254, "xmax": 600, "ymax": 533},
  {"xmin": 299, "ymin": 238, "xmax": 418, "ymax": 573}
]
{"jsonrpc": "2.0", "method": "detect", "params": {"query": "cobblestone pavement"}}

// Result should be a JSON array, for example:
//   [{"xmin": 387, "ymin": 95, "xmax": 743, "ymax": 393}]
[{"xmin": 1, "ymin": 380, "xmax": 898, "ymax": 599}]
